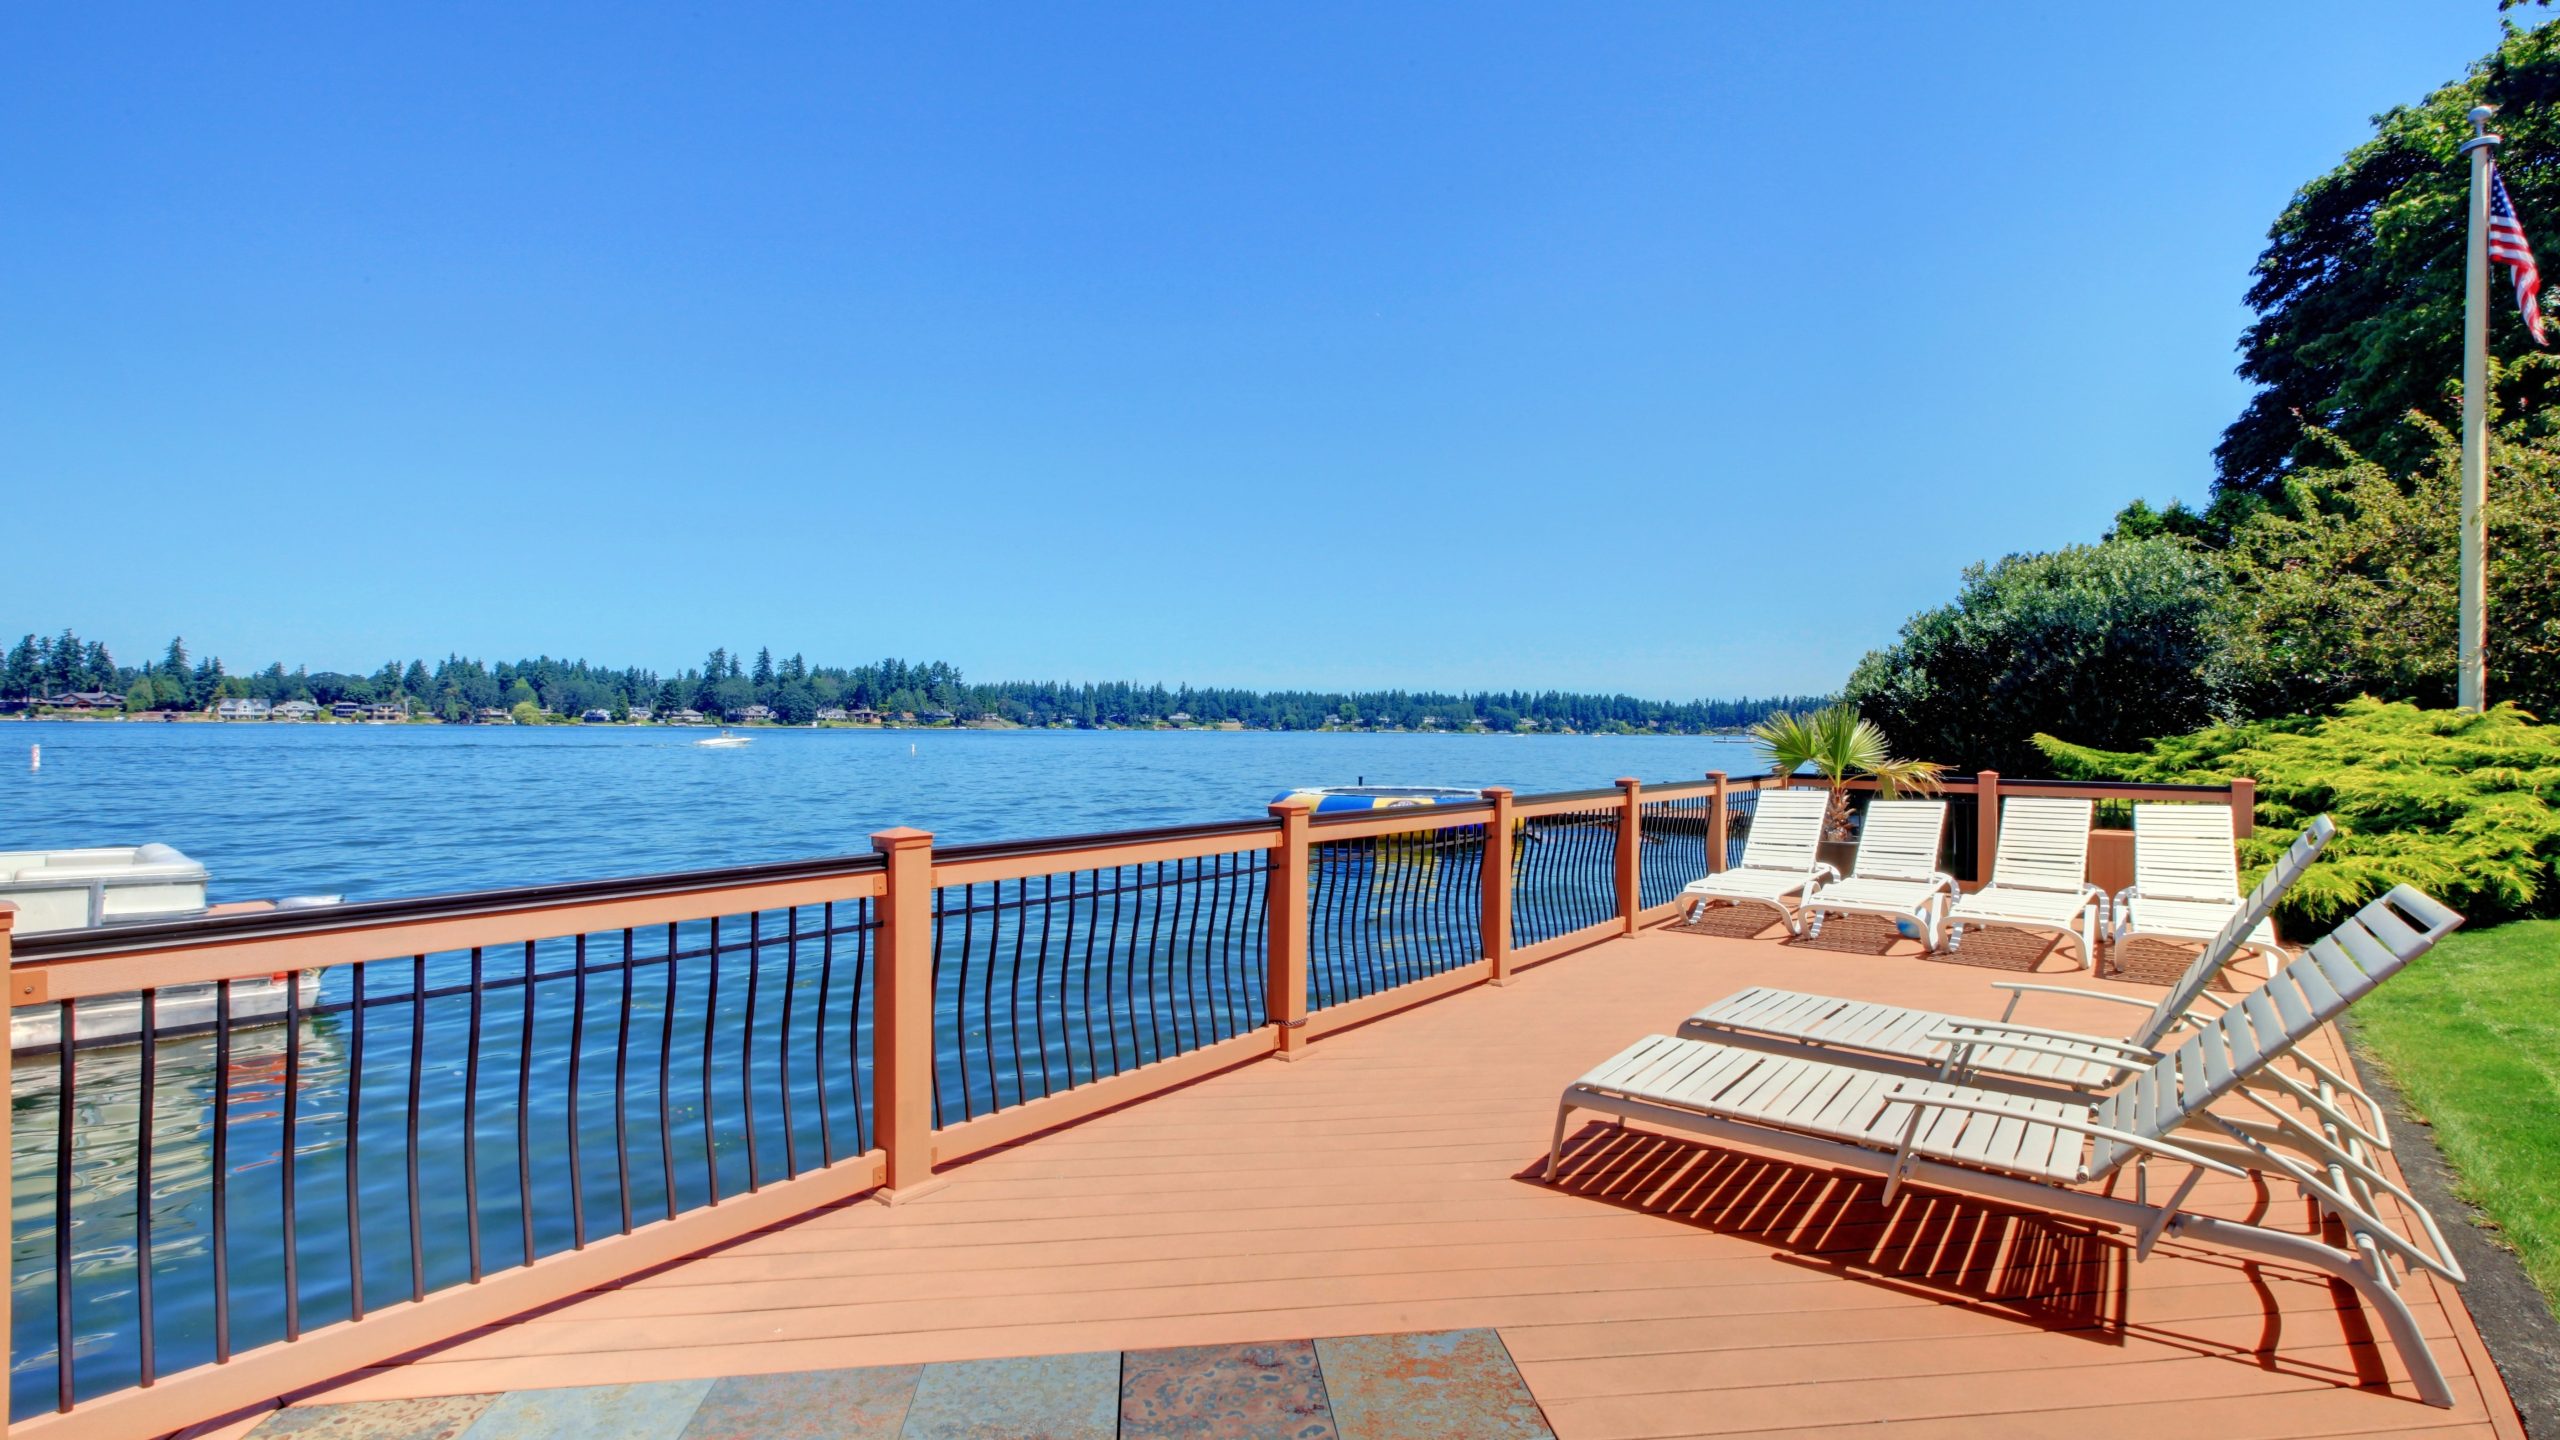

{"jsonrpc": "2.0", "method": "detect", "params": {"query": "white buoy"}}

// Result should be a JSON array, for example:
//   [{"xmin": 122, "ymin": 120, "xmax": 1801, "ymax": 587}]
[
  {"xmin": 28, "ymin": 744, "xmax": 38, "ymax": 772},
  {"xmin": 909, "ymin": 743, "xmax": 916, "ymax": 756}
]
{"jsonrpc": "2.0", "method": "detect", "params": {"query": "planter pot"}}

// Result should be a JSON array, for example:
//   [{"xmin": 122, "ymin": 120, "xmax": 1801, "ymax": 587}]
[{"xmin": 1816, "ymin": 839, "xmax": 1858, "ymax": 877}]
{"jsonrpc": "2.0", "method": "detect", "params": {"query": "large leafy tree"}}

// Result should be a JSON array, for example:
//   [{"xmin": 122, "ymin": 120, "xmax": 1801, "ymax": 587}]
[
  {"xmin": 1843, "ymin": 538, "xmax": 2225, "ymax": 775},
  {"xmin": 2217, "ymin": 18, "xmax": 2560, "ymax": 501},
  {"xmin": 2214, "ymin": 407, "xmax": 2560, "ymax": 718}
]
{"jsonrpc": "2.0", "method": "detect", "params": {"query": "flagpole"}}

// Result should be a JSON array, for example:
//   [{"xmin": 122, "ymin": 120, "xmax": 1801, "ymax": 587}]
[{"xmin": 2458, "ymin": 105, "xmax": 2499, "ymax": 711}]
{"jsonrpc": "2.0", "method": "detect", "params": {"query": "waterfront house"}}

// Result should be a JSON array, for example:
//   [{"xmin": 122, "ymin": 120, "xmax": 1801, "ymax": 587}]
[
  {"xmin": 846, "ymin": 706, "xmax": 882, "ymax": 724},
  {"xmin": 627, "ymin": 706, "xmax": 653, "ymax": 722},
  {"xmin": 363, "ymin": 702, "xmax": 406, "ymax": 722},
  {"xmin": 729, "ymin": 703, "xmax": 775, "ymax": 723},
  {"xmin": 1166, "ymin": 710, "xmax": 1194, "ymax": 725},
  {"xmin": 213, "ymin": 696, "xmax": 270, "ymax": 721},
  {"xmin": 473, "ymin": 707, "xmax": 510, "ymax": 724},
  {"xmin": 672, "ymin": 707, "xmax": 707, "ymax": 725},
  {"xmin": 921, "ymin": 708, "xmax": 955, "ymax": 724},
  {"xmin": 272, "ymin": 699, "xmax": 320, "ymax": 721},
  {"xmin": 814, "ymin": 706, "xmax": 849, "ymax": 722},
  {"xmin": 328, "ymin": 700, "xmax": 362, "ymax": 719},
  {"xmin": 42, "ymin": 690, "xmax": 127, "ymax": 713},
  {"xmin": 580, "ymin": 708, "xmax": 613, "ymax": 724}
]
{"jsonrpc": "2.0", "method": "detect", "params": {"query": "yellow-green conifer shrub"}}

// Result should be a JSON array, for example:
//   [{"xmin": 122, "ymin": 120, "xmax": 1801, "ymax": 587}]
[{"xmin": 2035, "ymin": 699, "xmax": 2560, "ymax": 926}]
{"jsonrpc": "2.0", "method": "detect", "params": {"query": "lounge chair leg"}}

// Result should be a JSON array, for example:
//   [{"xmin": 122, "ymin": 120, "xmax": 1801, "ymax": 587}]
[{"xmin": 1546, "ymin": 1101, "xmax": 1575, "ymax": 1181}]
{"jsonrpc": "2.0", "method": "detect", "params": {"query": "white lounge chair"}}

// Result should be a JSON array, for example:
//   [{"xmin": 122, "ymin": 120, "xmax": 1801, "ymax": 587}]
[
  {"xmin": 1797, "ymin": 799, "xmax": 1953, "ymax": 949},
  {"xmin": 1676, "ymin": 789, "xmax": 1834, "ymax": 935},
  {"xmin": 2111, "ymin": 802, "xmax": 2284, "ymax": 974},
  {"xmin": 1550, "ymin": 881, "xmax": 2469, "ymax": 1406},
  {"xmin": 1944, "ymin": 796, "xmax": 2105, "ymax": 968},
  {"xmin": 1681, "ymin": 817, "xmax": 2337, "ymax": 1098}
]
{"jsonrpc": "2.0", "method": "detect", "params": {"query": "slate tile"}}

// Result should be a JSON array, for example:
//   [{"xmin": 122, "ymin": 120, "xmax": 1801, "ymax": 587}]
[
  {"xmin": 455, "ymin": 1380, "xmax": 712, "ymax": 1440},
  {"xmin": 678, "ymin": 1365, "xmax": 921, "ymax": 1439},
  {"xmin": 1120, "ymin": 1340, "xmax": 1337, "ymax": 1440},
  {"xmin": 898, "ymin": 1352, "xmax": 1119, "ymax": 1440},
  {"xmin": 255, "ymin": 1394, "xmax": 500, "ymax": 1439},
  {"xmin": 1316, "ymin": 1330, "xmax": 1553, "ymax": 1440}
]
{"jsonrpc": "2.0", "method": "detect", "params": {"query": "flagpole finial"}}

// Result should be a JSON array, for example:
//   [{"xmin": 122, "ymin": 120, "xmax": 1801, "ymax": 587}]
[{"xmin": 2461, "ymin": 105, "xmax": 2503, "ymax": 156}]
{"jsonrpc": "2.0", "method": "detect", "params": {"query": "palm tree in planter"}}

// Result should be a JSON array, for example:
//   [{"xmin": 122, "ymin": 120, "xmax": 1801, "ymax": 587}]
[{"xmin": 1751, "ymin": 705, "xmax": 1945, "ymax": 842}]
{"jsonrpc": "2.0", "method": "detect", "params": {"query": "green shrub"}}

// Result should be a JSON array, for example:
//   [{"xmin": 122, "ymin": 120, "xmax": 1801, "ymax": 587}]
[
  {"xmin": 2033, "ymin": 698, "xmax": 2560, "ymax": 926},
  {"xmin": 1845, "ymin": 538, "xmax": 2224, "ymax": 775}
]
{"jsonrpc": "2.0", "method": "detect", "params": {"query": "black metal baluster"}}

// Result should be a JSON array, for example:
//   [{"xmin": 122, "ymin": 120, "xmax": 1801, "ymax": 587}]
[
  {"xmin": 1198, "ymin": 856, "xmax": 1227, "ymax": 1041},
  {"xmin": 957, "ymin": 883, "xmax": 980, "ymax": 1120},
  {"xmin": 658, "ymin": 922, "xmax": 678, "ymax": 1220},
  {"xmin": 137, "ymin": 989, "xmax": 157, "ymax": 1387},
  {"xmin": 779, "ymin": 906, "xmax": 800, "ymax": 1179},
  {"xmin": 1173, "ymin": 857, "xmax": 1201, "ymax": 1055},
  {"xmin": 1033, "ymin": 873, "xmax": 1056, "ymax": 1099},
  {"xmin": 979, "ymin": 884, "xmax": 1003, "ymax": 1112},
  {"xmin": 933, "ymin": 888, "xmax": 953, "ymax": 1123},
  {"xmin": 213, "ymin": 980, "xmax": 233, "ymax": 1362},
  {"xmin": 816, "ymin": 903, "xmax": 836, "ymax": 1164},
  {"xmin": 464, "ymin": 947, "xmax": 484, "ymax": 1283},
  {"xmin": 408, "ymin": 954, "xmax": 426, "ymax": 1301},
  {"xmin": 848, "ymin": 902, "xmax": 870, "ymax": 1154},
  {"xmin": 55, "ymin": 998, "xmax": 76, "ymax": 1411},
  {"xmin": 1104, "ymin": 866, "xmax": 1129, "ymax": 1076},
  {"xmin": 701, "ymin": 918, "xmax": 722, "ymax": 1204},
  {"xmin": 1072, "ymin": 870, "xmax": 1099, "ymax": 1085},
  {"xmin": 345, "ymin": 961, "xmax": 367, "ymax": 1322},
  {"xmin": 516, "ymin": 940, "xmax": 536, "ymax": 1266},
  {"xmin": 615, "ymin": 929, "xmax": 635, "ymax": 1235},
  {"xmin": 1008, "ymin": 879, "xmax": 1031, "ymax": 1107},
  {"xmin": 741, "ymin": 912, "xmax": 762, "ymax": 1191},
  {"xmin": 569, "ymin": 934, "xmax": 589, "ymax": 1247},
  {"xmin": 283, "ymin": 974, "xmax": 303, "ymax": 1340},
  {"xmin": 1141, "ymin": 861, "xmax": 1168, "ymax": 1063}
]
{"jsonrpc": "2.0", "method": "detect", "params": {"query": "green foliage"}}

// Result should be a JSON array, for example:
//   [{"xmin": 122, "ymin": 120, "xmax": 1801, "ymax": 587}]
[
  {"xmin": 2217, "ymin": 16, "xmax": 2560, "ymax": 499},
  {"xmin": 1752, "ymin": 704, "xmax": 1943, "ymax": 839},
  {"xmin": 1843, "ymin": 538, "xmax": 2224, "ymax": 775},
  {"xmin": 2034, "ymin": 699, "xmax": 2560, "ymax": 926},
  {"xmin": 122, "ymin": 680, "xmax": 151, "ymax": 713},
  {"xmin": 508, "ymin": 699, "xmax": 542, "ymax": 726},
  {"xmin": 2213, "ymin": 416, "xmax": 2560, "ymax": 719}
]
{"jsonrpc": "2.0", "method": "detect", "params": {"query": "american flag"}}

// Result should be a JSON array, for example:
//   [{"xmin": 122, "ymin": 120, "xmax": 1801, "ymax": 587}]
[{"xmin": 2489, "ymin": 163, "xmax": 2547, "ymax": 347}]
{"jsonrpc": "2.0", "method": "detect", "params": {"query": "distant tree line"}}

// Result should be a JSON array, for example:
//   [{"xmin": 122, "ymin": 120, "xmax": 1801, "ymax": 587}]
[{"xmin": 0, "ymin": 630, "xmax": 1823, "ymax": 733}]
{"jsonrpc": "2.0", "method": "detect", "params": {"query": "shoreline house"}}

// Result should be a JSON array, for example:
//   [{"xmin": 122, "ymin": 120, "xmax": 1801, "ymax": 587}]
[
  {"xmin": 921, "ymin": 708, "xmax": 956, "ymax": 725},
  {"xmin": 580, "ymin": 708, "xmax": 613, "ymax": 724},
  {"xmin": 272, "ymin": 699, "xmax": 321, "ymax": 721},
  {"xmin": 814, "ymin": 706, "xmax": 849, "ymax": 723},
  {"xmin": 214, "ymin": 696, "xmax": 271, "ymax": 721},
  {"xmin": 846, "ymin": 706, "xmax": 883, "ymax": 725},
  {"xmin": 41, "ymin": 690, "xmax": 129, "ymax": 713},
  {"xmin": 671, "ymin": 707, "xmax": 707, "ymax": 725},
  {"xmin": 363, "ymin": 701, "xmax": 407, "ymax": 723},
  {"xmin": 474, "ymin": 707, "xmax": 511, "ymax": 725},
  {"xmin": 728, "ymin": 703, "xmax": 775, "ymax": 724},
  {"xmin": 329, "ymin": 700, "xmax": 362, "ymax": 719},
  {"xmin": 627, "ymin": 706, "xmax": 653, "ymax": 722}
]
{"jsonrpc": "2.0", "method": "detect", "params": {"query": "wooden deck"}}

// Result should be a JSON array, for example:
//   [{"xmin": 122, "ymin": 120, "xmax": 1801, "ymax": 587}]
[{"xmin": 280, "ymin": 914, "xmax": 2526, "ymax": 1439}]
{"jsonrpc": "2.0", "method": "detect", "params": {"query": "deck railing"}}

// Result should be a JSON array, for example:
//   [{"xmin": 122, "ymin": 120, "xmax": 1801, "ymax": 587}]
[{"xmin": 0, "ymin": 769, "xmax": 2253, "ymax": 1437}]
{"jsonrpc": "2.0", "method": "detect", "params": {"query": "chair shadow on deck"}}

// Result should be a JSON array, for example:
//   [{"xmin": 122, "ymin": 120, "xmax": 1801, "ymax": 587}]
[{"xmin": 1525, "ymin": 1120, "xmax": 2396, "ymax": 1395}]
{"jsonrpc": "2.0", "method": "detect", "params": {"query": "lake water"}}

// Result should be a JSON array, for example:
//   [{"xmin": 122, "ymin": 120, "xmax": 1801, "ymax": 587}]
[
  {"xmin": 5, "ymin": 719, "xmax": 1765, "ymax": 1419},
  {"xmin": 3, "ymin": 720, "xmax": 1764, "ymax": 905}
]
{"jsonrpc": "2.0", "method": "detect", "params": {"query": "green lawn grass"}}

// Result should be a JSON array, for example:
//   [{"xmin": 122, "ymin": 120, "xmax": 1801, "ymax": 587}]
[{"xmin": 2352, "ymin": 918, "xmax": 2560, "ymax": 1308}]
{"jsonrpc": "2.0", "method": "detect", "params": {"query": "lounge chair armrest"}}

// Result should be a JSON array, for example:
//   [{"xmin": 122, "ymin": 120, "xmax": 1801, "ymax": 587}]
[
  {"xmin": 1930, "ymin": 1020, "xmax": 2156, "ymax": 1057},
  {"xmin": 1988, "ymin": 981, "xmax": 2162, "ymax": 1013},
  {"xmin": 1879, "ymin": 1087, "xmax": 2247, "ymax": 1179},
  {"xmin": 1923, "ymin": 1028, "xmax": 2154, "ymax": 1075}
]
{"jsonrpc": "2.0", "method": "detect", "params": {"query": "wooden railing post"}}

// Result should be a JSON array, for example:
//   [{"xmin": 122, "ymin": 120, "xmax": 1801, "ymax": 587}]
[
  {"xmin": 1480, "ymin": 787, "xmax": 1516, "ymax": 984},
  {"xmin": 2229, "ymin": 776, "xmax": 2257, "ymax": 839},
  {"xmin": 870, "ymin": 827, "xmax": 944, "ymax": 1203},
  {"xmin": 1974, "ymin": 770, "xmax": 2000, "ymax": 889},
  {"xmin": 1705, "ymin": 771, "xmax": 1729, "ymax": 874},
  {"xmin": 1266, "ymin": 798, "xmax": 1313, "ymax": 1059},
  {"xmin": 1615, "ymin": 777, "xmax": 1642, "ymax": 934}
]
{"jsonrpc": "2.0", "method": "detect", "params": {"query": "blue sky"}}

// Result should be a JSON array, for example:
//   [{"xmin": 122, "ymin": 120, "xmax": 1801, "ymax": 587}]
[{"xmin": 0, "ymin": 4, "xmax": 2509, "ymax": 698}]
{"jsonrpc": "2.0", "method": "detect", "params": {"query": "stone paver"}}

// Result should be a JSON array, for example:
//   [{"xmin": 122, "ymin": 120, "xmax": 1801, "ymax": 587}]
[
  {"xmin": 897, "ymin": 1351, "xmax": 1121, "ymax": 1440},
  {"xmin": 256, "ymin": 1394, "xmax": 500, "ymax": 1439},
  {"xmin": 1316, "ymin": 1330, "xmax": 1554, "ymax": 1440},
  {"xmin": 454, "ymin": 1379, "xmax": 712, "ymax": 1439},
  {"xmin": 1119, "ymin": 1340, "xmax": 1336, "ymax": 1439},
  {"xmin": 680, "ymin": 1365, "xmax": 922, "ymax": 1438}
]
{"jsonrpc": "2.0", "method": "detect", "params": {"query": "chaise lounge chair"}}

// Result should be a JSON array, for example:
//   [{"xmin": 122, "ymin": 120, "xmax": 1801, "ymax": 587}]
[
  {"xmin": 1549, "ymin": 880, "xmax": 2469, "ymax": 1405},
  {"xmin": 1943, "ymin": 796, "xmax": 2106, "ymax": 968},
  {"xmin": 1680, "ymin": 817, "xmax": 2335, "ymax": 1098},
  {"xmin": 1795, "ymin": 799, "xmax": 1954, "ymax": 950},
  {"xmin": 2111, "ymin": 801, "xmax": 2285, "ymax": 974},
  {"xmin": 1676, "ymin": 789, "xmax": 1834, "ymax": 935}
]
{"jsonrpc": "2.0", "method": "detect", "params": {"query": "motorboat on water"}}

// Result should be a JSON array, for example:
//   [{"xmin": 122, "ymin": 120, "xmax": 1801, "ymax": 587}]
[
  {"xmin": 1270, "ymin": 785, "xmax": 1485, "ymax": 814},
  {"xmin": 2, "ymin": 844, "xmax": 333, "ymax": 1053},
  {"xmin": 696, "ymin": 729, "xmax": 753, "ymax": 748}
]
